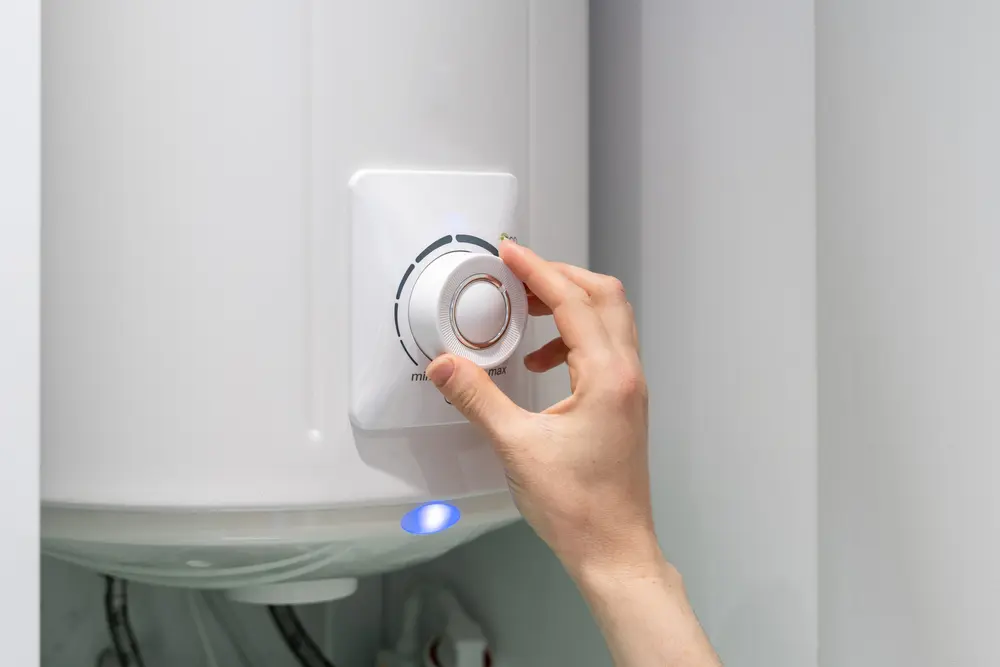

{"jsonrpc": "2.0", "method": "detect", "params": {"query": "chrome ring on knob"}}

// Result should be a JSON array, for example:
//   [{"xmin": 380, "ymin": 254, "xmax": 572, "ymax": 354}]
[{"xmin": 448, "ymin": 273, "xmax": 512, "ymax": 350}]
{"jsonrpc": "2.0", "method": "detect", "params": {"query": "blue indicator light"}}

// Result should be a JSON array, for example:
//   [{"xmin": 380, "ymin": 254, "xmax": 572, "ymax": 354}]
[{"xmin": 401, "ymin": 502, "xmax": 461, "ymax": 535}]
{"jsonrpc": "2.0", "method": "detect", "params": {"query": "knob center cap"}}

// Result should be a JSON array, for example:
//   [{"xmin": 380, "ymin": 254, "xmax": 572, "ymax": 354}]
[{"xmin": 452, "ymin": 276, "xmax": 510, "ymax": 348}]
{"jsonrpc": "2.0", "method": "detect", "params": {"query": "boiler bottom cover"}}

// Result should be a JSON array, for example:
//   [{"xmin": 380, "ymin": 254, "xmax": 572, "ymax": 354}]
[{"xmin": 41, "ymin": 491, "xmax": 519, "ymax": 589}]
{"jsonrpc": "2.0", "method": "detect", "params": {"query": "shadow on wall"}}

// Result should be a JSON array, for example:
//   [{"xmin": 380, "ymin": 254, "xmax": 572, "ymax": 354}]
[{"xmin": 719, "ymin": 581, "xmax": 815, "ymax": 665}]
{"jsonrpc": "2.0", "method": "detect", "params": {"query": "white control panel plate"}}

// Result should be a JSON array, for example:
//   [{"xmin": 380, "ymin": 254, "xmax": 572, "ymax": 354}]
[{"xmin": 349, "ymin": 170, "xmax": 530, "ymax": 431}]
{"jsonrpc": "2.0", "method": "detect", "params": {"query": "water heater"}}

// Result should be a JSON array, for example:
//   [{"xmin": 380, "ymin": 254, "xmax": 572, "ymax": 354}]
[{"xmin": 40, "ymin": 1, "xmax": 587, "ymax": 603}]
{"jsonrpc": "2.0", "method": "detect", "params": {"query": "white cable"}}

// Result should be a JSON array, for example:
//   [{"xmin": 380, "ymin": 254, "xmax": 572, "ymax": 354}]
[
  {"xmin": 395, "ymin": 587, "xmax": 425, "ymax": 656},
  {"xmin": 188, "ymin": 591, "xmax": 221, "ymax": 667}
]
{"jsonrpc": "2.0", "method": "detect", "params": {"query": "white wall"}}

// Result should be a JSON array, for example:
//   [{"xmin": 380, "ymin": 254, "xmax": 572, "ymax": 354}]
[
  {"xmin": 639, "ymin": 1, "xmax": 817, "ymax": 664},
  {"xmin": 817, "ymin": 2, "xmax": 1000, "ymax": 665},
  {"xmin": 390, "ymin": 2, "xmax": 818, "ymax": 666},
  {"xmin": 0, "ymin": 0, "xmax": 40, "ymax": 663}
]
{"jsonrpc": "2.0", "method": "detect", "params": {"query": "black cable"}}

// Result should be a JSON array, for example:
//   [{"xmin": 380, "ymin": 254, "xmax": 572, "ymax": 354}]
[
  {"xmin": 103, "ymin": 576, "xmax": 146, "ymax": 667},
  {"xmin": 103, "ymin": 577, "xmax": 130, "ymax": 666},
  {"xmin": 102, "ymin": 579, "xmax": 130, "ymax": 667},
  {"xmin": 268, "ymin": 605, "xmax": 337, "ymax": 667}
]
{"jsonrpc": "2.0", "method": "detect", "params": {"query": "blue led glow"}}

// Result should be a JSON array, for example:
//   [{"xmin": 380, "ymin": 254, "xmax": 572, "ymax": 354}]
[{"xmin": 401, "ymin": 502, "xmax": 461, "ymax": 535}]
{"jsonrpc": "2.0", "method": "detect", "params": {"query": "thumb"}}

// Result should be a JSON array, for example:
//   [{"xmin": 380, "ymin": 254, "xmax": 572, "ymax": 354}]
[{"xmin": 426, "ymin": 354, "xmax": 524, "ymax": 440}]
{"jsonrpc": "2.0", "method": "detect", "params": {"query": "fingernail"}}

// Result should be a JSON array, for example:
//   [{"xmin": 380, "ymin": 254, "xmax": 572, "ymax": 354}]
[{"xmin": 427, "ymin": 357, "xmax": 455, "ymax": 387}]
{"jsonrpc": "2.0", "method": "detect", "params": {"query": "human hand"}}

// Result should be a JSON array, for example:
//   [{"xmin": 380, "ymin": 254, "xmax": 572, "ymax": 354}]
[
  {"xmin": 427, "ymin": 243, "xmax": 721, "ymax": 666},
  {"xmin": 425, "ymin": 241, "xmax": 657, "ymax": 577}
]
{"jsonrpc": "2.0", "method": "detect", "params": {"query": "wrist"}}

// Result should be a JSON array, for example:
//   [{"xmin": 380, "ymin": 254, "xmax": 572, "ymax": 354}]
[
  {"xmin": 561, "ymin": 526, "xmax": 674, "ymax": 589},
  {"xmin": 570, "ymin": 542, "xmax": 720, "ymax": 667}
]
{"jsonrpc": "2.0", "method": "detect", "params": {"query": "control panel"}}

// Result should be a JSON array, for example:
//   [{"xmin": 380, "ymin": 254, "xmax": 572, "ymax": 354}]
[{"xmin": 349, "ymin": 170, "xmax": 529, "ymax": 431}]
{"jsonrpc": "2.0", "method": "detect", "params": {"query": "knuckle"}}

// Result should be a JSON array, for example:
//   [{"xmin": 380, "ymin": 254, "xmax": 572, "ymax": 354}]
[
  {"xmin": 608, "ymin": 362, "xmax": 647, "ymax": 403},
  {"xmin": 599, "ymin": 275, "xmax": 627, "ymax": 301},
  {"xmin": 587, "ymin": 346, "xmax": 617, "ymax": 371}
]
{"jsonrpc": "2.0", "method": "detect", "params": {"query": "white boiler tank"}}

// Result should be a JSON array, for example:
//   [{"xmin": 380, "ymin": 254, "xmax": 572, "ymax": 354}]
[{"xmin": 41, "ymin": 1, "xmax": 587, "ymax": 602}]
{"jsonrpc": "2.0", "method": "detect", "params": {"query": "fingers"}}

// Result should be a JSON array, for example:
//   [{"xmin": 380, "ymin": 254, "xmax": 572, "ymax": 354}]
[
  {"xmin": 508, "ymin": 242, "xmax": 636, "ymax": 349},
  {"xmin": 524, "ymin": 337, "xmax": 570, "ymax": 373},
  {"xmin": 550, "ymin": 263, "xmax": 636, "ymax": 348},
  {"xmin": 528, "ymin": 293, "xmax": 552, "ymax": 316},
  {"xmin": 501, "ymin": 241, "xmax": 607, "ymax": 350},
  {"xmin": 549, "ymin": 262, "xmax": 616, "ymax": 295},
  {"xmin": 426, "ymin": 355, "xmax": 527, "ymax": 441},
  {"xmin": 501, "ymin": 241, "xmax": 587, "ymax": 309}
]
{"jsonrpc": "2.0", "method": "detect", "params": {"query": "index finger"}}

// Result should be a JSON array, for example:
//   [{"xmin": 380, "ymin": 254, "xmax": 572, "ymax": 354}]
[
  {"xmin": 500, "ymin": 241, "xmax": 608, "ymax": 351},
  {"xmin": 500, "ymin": 241, "xmax": 586, "ymax": 309}
]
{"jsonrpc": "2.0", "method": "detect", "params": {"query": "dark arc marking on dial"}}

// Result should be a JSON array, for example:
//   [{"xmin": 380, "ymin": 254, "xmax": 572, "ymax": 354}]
[
  {"xmin": 415, "ymin": 235, "xmax": 454, "ymax": 263},
  {"xmin": 399, "ymin": 340, "xmax": 418, "ymax": 366},
  {"xmin": 396, "ymin": 263, "xmax": 415, "ymax": 300},
  {"xmin": 455, "ymin": 234, "xmax": 499, "ymax": 256}
]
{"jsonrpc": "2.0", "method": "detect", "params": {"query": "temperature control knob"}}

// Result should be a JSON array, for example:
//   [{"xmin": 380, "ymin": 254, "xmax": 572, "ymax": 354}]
[{"xmin": 408, "ymin": 252, "xmax": 528, "ymax": 368}]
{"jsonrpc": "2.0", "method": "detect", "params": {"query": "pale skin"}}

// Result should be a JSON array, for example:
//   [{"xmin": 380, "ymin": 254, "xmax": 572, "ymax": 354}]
[{"xmin": 425, "ymin": 240, "xmax": 722, "ymax": 667}]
